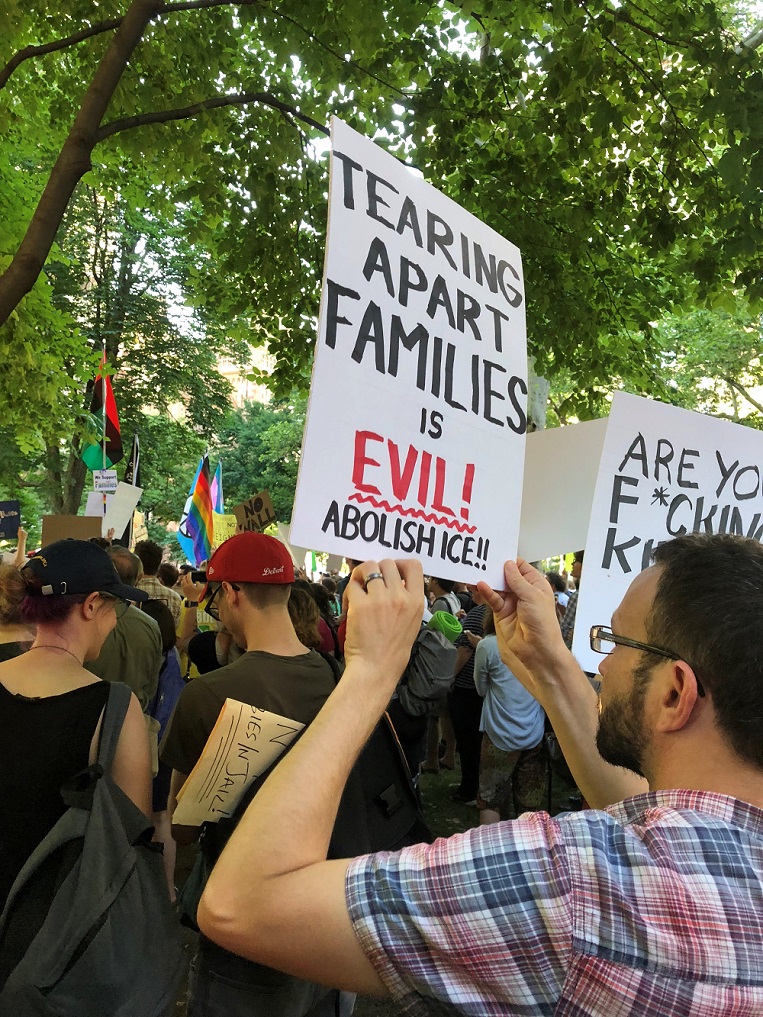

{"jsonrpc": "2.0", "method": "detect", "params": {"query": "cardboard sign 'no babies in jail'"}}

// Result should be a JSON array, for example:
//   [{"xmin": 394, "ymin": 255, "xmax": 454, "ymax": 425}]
[{"xmin": 290, "ymin": 118, "xmax": 528, "ymax": 586}]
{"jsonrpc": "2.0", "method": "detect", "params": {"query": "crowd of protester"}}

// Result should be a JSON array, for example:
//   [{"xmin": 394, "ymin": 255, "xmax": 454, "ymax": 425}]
[{"xmin": 1, "ymin": 524, "xmax": 761, "ymax": 1016}]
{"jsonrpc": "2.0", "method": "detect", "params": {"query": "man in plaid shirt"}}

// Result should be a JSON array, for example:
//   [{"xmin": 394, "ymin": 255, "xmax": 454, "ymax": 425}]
[{"xmin": 197, "ymin": 534, "xmax": 763, "ymax": 1015}]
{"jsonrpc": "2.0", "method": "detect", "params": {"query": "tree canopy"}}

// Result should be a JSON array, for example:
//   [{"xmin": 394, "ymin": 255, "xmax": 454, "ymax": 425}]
[{"xmin": 1, "ymin": 0, "xmax": 762, "ymax": 463}]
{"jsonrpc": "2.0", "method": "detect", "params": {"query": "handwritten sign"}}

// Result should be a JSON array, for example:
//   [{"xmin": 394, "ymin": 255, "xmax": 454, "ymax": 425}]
[
  {"xmin": 212, "ymin": 512, "xmax": 238, "ymax": 544},
  {"xmin": 93, "ymin": 469, "xmax": 119, "ymax": 492},
  {"xmin": 0, "ymin": 501, "xmax": 20, "ymax": 540},
  {"xmin": 289, "ymin": 118, "xmax": 527, "ymax": 587},
  {"xmin": 172, "ymin": 699, "xmax": 303, "ymax": 826},
  {"xmin": 573, "ymin": 392, "xmax": 763, "ymax": 671},
  {"xmin": 232, "ymin": 490, "xmax": 277, "ymax": 533}
]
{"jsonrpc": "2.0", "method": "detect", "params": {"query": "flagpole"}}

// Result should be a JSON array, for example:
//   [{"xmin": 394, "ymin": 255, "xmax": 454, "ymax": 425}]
[{"xmin": 101, "ymin": 347, "xmax": 108, "ymax": 524}]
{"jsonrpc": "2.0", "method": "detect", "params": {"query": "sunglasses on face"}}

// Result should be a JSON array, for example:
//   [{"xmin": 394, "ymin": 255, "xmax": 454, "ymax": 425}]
[{"xmin": 97, "ymin": 592, "xmax": 130, "ymax": 619}]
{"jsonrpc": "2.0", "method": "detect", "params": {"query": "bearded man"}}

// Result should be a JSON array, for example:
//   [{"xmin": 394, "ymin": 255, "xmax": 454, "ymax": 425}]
[{"xmin": 196, "ymin": 535, "xmax": 763, "ymax": 1015}]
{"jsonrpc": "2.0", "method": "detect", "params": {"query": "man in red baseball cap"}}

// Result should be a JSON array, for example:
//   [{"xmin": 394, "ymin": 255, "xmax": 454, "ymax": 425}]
[{"xmin": 160, "ymin": 532, "xmax": 345, "ymax": 1017}]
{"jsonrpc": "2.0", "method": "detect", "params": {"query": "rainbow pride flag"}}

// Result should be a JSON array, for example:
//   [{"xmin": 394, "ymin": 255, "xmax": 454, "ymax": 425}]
[{"xmin": 177, "ymin": 456, "xmax": 214, "ymax": 565}]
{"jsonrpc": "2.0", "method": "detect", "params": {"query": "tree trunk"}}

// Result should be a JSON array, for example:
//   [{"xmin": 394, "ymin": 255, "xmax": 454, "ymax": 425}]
[
  {"xmin": 63, "ymin": 443, "xmax": 88, "ymax": 514},
  {"xmin": 44, "ymin": 444, "xmax": 65, "ymax": 515},
  {"xmin": 0, "ymin": 0, "xmax": 161, "ymax": 325}
]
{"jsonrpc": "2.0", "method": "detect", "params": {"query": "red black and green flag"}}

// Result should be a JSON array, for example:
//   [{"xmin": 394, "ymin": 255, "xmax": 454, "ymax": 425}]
[{"xmin": 81, "ymin": 356, "xmax": 123, "ymax": 472}]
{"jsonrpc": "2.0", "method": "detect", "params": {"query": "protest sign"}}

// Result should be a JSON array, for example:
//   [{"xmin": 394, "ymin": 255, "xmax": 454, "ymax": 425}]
[
  {"xmin": 93, "ymin": 469, "xmax": 119, "ymax": 492},
  {"xmin": 232, "ymin": 490, "xmax": 277, "ymax": 533},
  {"xmin": 132, "ymin": 509, "xmax": 149, "ymax": 545},
  {"xmin": 41, "ymin": 515, "xmax": 102, "ymax": 544},
  {"xmin": 573, "ymin": 392, "xmax": 763, "ymax": 671},
  {"xmin": 173, "ymin": 699, "xmax": 303, "ymax": 826},
  {"xmin": 0, "ymin": 501, "xmax": 21, "ymax": 540},
  {"xmin": 290, "ymin": 118, "xmax": 527, "ymax": 587},
  {"xmin": 85, "ymin": 491, "xmax": 111, "ymax": 524},
  {"xmin": 518, "ymin": 418, "xmax": 608, "ymax": 562},
  {"xmin": 212, "ymin": 512, "xmax": 238, "ymax": 544},
  {"xmin": 103, "ymin": 482, "xmax": 143, "ymax": 538}
]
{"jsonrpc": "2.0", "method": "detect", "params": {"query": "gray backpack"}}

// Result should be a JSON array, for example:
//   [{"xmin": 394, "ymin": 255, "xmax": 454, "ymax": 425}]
[
  {"xmin": 0, "ymin": 681, "xmax": 184, "ymax": 1016},
  {"xmin": 397, "ymin": 626, "xmax": 457, "ymax": 717}
]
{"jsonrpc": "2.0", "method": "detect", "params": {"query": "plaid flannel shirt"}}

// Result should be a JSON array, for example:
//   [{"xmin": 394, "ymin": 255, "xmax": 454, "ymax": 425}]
[{"xmin": 346, "ymin": 790, "xmax": 763, "ymax": 1015}]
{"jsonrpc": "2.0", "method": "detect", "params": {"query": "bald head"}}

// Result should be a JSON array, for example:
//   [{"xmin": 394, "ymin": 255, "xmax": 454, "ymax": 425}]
[{"xmin": 107, "ymin": 546, "xmax": 143, "ymax": 586}]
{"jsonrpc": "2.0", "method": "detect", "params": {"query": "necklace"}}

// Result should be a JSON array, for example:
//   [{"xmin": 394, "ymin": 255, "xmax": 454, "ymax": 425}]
[{"xmin": 29, "ymin": 644, "xmax": 83, "ymax": 666}]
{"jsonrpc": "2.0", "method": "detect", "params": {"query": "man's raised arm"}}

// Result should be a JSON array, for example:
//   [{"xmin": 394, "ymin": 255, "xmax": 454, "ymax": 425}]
[
  {"xmin": 197, "ymin": 558, "xmax": 425, "ymax": 995},
  {"xmin": 477, "ymin": 560, "xmax": 646, "ymax": 808}
]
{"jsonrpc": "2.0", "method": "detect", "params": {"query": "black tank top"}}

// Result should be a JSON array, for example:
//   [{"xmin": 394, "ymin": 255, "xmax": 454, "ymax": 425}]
[{"xmin": 0, "ymin": 680, "xmax": 110, "ymax": 907}]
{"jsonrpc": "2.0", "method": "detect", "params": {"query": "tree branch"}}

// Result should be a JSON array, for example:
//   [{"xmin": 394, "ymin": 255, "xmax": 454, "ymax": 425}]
[
  {"xmin": 271, "ymin": 9, "xmax": 410, "ymax": 99},
  {"xmin": 96, "ymin": 91, "xmax": 328, "ymax": 141},
  {"xmin": 611, "ymin": 10, "xmax": 687, "ymax": 49},
  {"xmin": 0, "ymin": 18, "xmax": 122, "ymax": 90},
  {"xmin": 721, "ymin": 376, "xmax": 763, "ymax": 416},
  {"xmin": 0, "ymin": 0, "xmax": 163, "ymax": 326},
  {"xmin": 578, "ymin": 0, "xmax": 717, "ymax": 175},
  {"xmin": 737, "ymin": 19, "xmax": 763, "ymax": 53},
  {"xmin": 0, "ymin": 0, "xmax": 255, "ymax": 90}
]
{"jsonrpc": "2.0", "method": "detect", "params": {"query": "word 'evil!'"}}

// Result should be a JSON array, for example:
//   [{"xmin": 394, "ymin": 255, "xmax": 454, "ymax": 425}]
[{"xmin": 352, "ymin": 431, "xmax": 475, "ymax": 529}]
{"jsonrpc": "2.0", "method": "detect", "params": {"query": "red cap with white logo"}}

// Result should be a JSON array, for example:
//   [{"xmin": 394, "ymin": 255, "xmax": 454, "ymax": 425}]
[{"xmin": 205, "ymin": 532, "xmax": 295, "ymax": 585}]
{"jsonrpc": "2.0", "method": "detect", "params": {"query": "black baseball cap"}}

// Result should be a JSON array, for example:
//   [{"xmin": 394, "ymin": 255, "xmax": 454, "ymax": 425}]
[{"xmin": 23, "ymin": 539, "xmax": 148, "ymax": 602}]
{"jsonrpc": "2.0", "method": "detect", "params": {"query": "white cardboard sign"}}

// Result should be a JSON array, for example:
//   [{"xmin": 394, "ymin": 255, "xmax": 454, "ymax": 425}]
[
  {"xmin": 290, "ymin": 118, "xmax": 527, "ymax": 587},
  {"xmin": 573, "ymin": 392, "xmax": 763, "ymax": 671},
  {"xmin": 518, "ymin": 418, "xmax": 608, "ymax": 562},
  {"xmin": 103, "ymin": 482, "xmax": 143, "ymax": 538}
]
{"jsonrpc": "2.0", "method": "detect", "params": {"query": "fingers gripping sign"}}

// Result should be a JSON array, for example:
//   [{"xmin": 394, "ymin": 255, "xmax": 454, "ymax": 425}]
[
  {"xmin": 477, "ymin": 558, "xmax": 570, "ymax": 693},
  {"xmin": 344, "ymin": 559, "xmax": 425, "ymax": 695}
]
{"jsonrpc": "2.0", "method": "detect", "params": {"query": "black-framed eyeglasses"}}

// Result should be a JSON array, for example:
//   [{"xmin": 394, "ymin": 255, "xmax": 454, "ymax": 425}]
[
  {"xmin": 98, "ymin": 592, "xmax": 130, "ymax": 619},
  {"xmin": 589, "ymin": 625, "xmax": 705, "ymax": 697},
  {"xmin": 202, "ymin": 582, "xmax": 240, "ymax": 620}
]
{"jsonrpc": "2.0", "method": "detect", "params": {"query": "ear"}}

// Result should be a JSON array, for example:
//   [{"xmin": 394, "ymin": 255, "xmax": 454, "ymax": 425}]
[
  {"xmin": 653, "ymin": 660, "xmax": 703, "ymax": 733},
  {"xmin": 82, "ymin": 591, "xmax": 101, "ymax": 618},
  {"xmin": 223, "ymin": 581, "xmax": 241, "ymax": 605}
]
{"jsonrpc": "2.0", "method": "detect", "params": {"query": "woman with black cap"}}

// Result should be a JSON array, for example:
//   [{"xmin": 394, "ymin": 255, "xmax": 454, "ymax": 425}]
[{"xmin": 0, "ymin": 539, "xmax": 153, "ymax": 912}]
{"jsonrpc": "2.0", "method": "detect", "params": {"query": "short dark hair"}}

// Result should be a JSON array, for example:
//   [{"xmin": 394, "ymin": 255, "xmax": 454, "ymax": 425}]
[
  {"xmin": 108, "ymin": 546, "xmax": 142, "ymax": 586},
  {"xmin": 238, "ymin": 582, "xmax": 291, "ymax": 610},
  {"xmin": 432, "ymin": 577, "xmax": 456, "ymax": 593},
  {"xmin": 134, "ymin": 540, "xmax": 163, "ymax": 576},
  {"xmin": 157, "ymin": 562, "xmax": 179, "ymax": 588},
  {"xmin": 648, "ymin": 533, "xmax": 763, "ymax": 771},
  {"xmin": 547, "ymin": 572, "xmax": 567, "ymax": 594}
]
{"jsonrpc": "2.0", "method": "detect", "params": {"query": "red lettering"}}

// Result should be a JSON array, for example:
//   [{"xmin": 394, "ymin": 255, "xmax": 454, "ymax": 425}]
[
  {"xmin": 431, "ymin": 456, "xmax": 455, "ymax": 516},
  {"xmin": 461, "ymin": 463, "xmax": 475, "ymax": 520},
  {"xmin": 351, "ymin": 432, "xmax": 470, "ymax": 523},
  {"xmin": 417, "ymin": 451, "xmax": 432, "ymax": 507},
  {"xmin": 388, "ymin": 440, "xmax": 418, "ymax": 501},
  {"xmin": 352, "ymin": 430, "xmax": 383, "ymax": 494}
]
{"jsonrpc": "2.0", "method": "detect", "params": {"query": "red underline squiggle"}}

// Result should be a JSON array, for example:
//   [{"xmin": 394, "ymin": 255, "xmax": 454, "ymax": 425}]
[{"xmin": 348, "ymin": 493, "xmax": 477, "ymax": 534}]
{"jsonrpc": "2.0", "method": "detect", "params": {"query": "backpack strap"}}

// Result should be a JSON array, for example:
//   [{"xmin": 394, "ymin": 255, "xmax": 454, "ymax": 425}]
[
  {"xmin": 96, "ymin": 681, "xmax": 133, "ymax": 772},
  {"xmin": 318, "ymin": 650, "xmax": 343, "ymax": 684}
]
